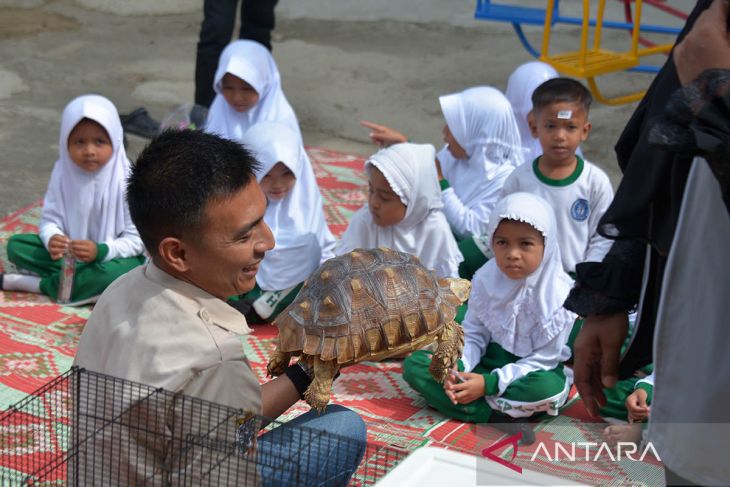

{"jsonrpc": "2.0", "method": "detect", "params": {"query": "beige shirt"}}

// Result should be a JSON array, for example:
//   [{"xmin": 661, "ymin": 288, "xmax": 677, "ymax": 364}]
[
  {"xmin": 73, "ymin": 263, "xmax": 263, "ymax": 484},
  {"xmin": 74, "ymin": 262, "xmax": 262, "ymax": 413}
]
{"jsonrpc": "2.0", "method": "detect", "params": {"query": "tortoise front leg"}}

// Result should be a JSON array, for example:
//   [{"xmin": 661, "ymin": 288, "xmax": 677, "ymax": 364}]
[
  {"xmin": 303, "ymin": 357, "xmax": 339, "ymax": 413},
  {"xmin": 429, "ymin": 321, "xmax": 464, "ymax": 383},
  {"xmin": 267, "ymin": 349, "xmax": 293, "ymax": 377}
]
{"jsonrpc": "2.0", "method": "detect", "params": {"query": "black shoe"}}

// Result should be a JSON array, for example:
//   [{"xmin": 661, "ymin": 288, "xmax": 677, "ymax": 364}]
[
  {"xmin": 120, "ymin": 107, "xmax": 160, "ymax": 139},
  {"xmin": 0, "ymin": 273, "xmax": 4, "ymax": 291}
]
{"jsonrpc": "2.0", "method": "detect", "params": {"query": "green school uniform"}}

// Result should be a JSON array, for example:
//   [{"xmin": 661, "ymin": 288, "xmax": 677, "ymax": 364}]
[
  {"xmin": 403, "ymin": 343, "xmax": 569, "ymax": 423},
  {"xmin": 456, "ymin": 234, "xmax": 491, "ymax": 280},
  {"xmin": 7, "ymin": 234, "xmax": 145, "ymax": 302},
  {"xmin": 238, "ymin": 282, "xmax": 304, "ymax": 323}
]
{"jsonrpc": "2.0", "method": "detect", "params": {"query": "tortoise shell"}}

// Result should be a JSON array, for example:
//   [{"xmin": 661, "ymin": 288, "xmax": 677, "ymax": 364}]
[{"xmin": 273, "ymin": 247, "xmax": 465, "ymax": 364}]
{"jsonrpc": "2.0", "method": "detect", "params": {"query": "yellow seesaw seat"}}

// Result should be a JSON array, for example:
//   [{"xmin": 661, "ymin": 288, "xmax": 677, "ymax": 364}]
[{"xmin": 539, "ymin": 0, "xmax": 672, "ymax": 105}]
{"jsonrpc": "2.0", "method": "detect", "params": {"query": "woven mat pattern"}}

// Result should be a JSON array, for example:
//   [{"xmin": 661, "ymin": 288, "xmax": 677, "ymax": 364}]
[{"xmin": 0, "ymin": 148, "xmax": 663, "ymax": 486}]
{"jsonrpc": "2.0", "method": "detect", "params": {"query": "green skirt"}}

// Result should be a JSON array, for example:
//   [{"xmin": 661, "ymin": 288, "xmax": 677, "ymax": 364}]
[
  {"xmin": 403, "ymin": 343, "xmax": 570, "ymax": 423},
  {"xmin": 7, "ymin": 234, "xmax": 145, "ymax": 302}
]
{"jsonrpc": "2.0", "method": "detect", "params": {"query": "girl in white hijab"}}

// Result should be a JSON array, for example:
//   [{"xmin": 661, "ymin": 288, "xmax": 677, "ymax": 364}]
[
  {"xmin": 3, "ymin": 95, "xmax": 145, "ymax": 304},
  {"xmin": 205, "ymin": 40, "xmax": 302, "ymax": 142},
  {"xmin": 232, "ymin": 121, "xmax": 335, "ymax": 322},
  {"xmin": 403, "ymin": 192, "xmax": 575, "ymax": 423},
  {"xmin": 505, "ymin": 61, "xmax": 559, "ymax": 163},
  {"xmin": 361, "ymin": 86, "xmax": 524, "ymax": 279},
  {"xmin": 336, "ymin": 143, "xmax": 463, "ymax": 279}
]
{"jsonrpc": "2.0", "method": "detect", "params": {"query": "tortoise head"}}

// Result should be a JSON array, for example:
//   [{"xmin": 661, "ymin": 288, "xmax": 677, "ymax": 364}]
[{"xmin": 439, "ymin": 277, "xmax": 471, "ymax": 304}]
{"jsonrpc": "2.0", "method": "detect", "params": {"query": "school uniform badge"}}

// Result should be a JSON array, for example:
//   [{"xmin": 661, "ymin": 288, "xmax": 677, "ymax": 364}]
[{"xmin": 570, "ymin": 198, "xmax": 590, "ymax": 221}]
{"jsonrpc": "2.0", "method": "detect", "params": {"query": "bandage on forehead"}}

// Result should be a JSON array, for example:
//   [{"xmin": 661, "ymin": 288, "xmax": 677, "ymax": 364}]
[{"xmin": 557, "ymin": 110, "xmax": 572, "ymax": 120}]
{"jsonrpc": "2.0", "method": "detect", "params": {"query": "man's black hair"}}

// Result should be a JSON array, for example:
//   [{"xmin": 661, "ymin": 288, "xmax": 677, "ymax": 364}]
[
  {"xmin": 127, "ymin": 129, "xmax": 260, "ymax": 256},
  {"xmin": 531, "ymin": 77, "xmax": 593, "ymax": 114}
]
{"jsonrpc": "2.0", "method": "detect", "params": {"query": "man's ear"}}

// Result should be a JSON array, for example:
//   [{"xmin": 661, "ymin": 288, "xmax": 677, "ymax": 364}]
[
  {"xmin": 158, "ymin": 237, "xmax": 190, "ymax": 273},
  {"xmin": 527, "ymin": 110, "xmax": 538, "ymax": 138}
]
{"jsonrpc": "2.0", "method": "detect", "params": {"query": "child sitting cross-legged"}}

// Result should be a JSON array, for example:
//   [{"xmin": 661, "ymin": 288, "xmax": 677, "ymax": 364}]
[
  {"xmin": 205, "ymin": 39, "xmax": 304, "ymax": 142},
  {"xmin": 336, "ymin": 142, "xmax": 463, "ymax": 279},
  {"xmin": 403, "ymin": 193, "xmax": 575, "ymax": 424},
  {"xmin": 361, "ymin": 86, "xmax": 524, "ymax": 280},
  {"xmin": 1, "ymin": 95, "xmax": 146, "ymax": 304},
  {"xmin": 231, "ymin": 121, "xmax": 335, "ymax": 323}
]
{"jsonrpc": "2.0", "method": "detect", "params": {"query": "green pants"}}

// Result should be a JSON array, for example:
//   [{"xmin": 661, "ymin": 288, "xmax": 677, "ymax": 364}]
[
  {"xmin": 568, "ymin": 319, "xmax": 654, "ymax": 420},
  {"xmin": 403, "ymin": 343, "xmax": 569, "ymax": 423},
  {"xmin": 454, "ymin": 302, "xmax": 467, "ymax": 324},
  {"xmin": 457, "ymin": 235, "xmax": 489, "ymax": 280},
  {"xmin": 453, "ymin": 234, "xmax": 484, "ymax": 321},
  {"xmin": 7, "ymin": 234, "xmax": 145, "ymax": 302},
  {"xmin": 599, "ymin": 364, "xmax": 654, "ymax": 421},
  {"xmin": 239, "ymin": 282, "xmax": 303, "ymax": 323}
]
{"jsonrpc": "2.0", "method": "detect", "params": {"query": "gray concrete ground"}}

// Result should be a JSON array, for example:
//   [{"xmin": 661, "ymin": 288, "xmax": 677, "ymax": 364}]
[{"xmin": 0, "ymin": 0, "xmax": 688, "ymax": 215}]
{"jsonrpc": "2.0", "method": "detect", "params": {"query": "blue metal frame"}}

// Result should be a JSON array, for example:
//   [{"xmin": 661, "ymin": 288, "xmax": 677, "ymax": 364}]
[{"xmin": 475, "ymin": 0, "xmax": 681, "ymax": 74}]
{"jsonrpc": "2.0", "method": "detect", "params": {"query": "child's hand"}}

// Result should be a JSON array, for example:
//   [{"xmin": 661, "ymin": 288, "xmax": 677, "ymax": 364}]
[
  {"xmin": 626, "ymin": 388, "xmax": 650, "ymax": 423},
  {"xmin": 48, "ymin": 234, "xmax": 70, "ymax": 260},
  {"xmin": 70, "ymin": 240, "xmax": 98, "ymax": 263},
  {"xmin": 360, "ymin": 121, "xmax": 408, "ymax": 147},
  {"xmin": 444, "ymin": 370, "xmax": 485, "ymax": 405}
]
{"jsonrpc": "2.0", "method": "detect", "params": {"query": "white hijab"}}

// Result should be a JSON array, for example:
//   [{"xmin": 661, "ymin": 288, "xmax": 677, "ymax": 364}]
[
  {"xmin": 505, "ymin": 61, "xmax": 559, "ymax": 163},
  {"xmin": 205, "ymin": 40, "xmax": 301, "ymax": 142},
  {"xmin": 337, "ymin": 143, "xmax": 463, "ymax": 278},
  {"xmin": 437, "ymin": 86, "xmax": 524, "ymax": 209},
  {"xmin": 468, "ymin": 192, "xmax": 575, "ymax": 356},
  {"xmin": 242, "ymin": 122, "xmax": 335, "ymax": 291},
  {"xmin": 40, "ymin": 94, "xmax": 130, "ymax": 242}
]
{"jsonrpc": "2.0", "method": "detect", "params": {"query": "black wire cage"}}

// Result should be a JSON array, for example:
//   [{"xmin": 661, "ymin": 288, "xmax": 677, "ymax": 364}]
[{"xmin": 0, "ymin": 367, "xmax": 407, "ymax": 486}]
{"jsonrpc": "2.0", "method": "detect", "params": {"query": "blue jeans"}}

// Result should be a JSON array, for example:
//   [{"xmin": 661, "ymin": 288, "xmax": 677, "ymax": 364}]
[{"xmin": 257, "ymin": 405, "xmax": 367, "ymax": 486}]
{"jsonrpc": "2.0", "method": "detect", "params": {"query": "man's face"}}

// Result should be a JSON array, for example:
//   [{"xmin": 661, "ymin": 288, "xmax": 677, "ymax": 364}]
[{"xmin": 182, "ymin": 181, "xmax": 274, "ymax": 299}]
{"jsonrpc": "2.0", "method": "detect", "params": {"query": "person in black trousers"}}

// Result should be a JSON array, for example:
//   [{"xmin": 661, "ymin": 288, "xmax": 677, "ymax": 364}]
[{"xmin": 195, "ymin": 0, "xmax": 279, "ymax": 109}]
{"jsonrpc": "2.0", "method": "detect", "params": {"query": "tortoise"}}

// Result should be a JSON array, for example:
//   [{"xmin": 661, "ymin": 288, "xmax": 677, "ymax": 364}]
[{"xmin": 267, "ymin": 247, "xmax": 470, "ymax": 411}]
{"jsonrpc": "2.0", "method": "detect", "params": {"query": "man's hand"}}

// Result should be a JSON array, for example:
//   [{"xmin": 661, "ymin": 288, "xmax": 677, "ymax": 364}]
[
  {"xmin": 626, "ymin": 388, "xmax": 651, "ymax": 423},
  {"xmin": 48, "ymin": 234, "xmax": 70, "ymax": 260},
  {"xmin": 70, "ymin": 240, "xmax": 98, "ymax": 263},
  {"xmin": 674, "ymin": 0, "xmax": 730, "ymax": 86},
  {"xmin": 573, "ymin": 313, "xmax": 629, "ymax": 417},
  {"xmin": 360, "ymin": 120, "xmax": 408, "ymax": 147}
]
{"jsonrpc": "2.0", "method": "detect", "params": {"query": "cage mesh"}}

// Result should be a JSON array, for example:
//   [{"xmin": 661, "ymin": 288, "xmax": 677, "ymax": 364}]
[{"xmin": 0, "ymin": 367, "xmax": 407, "ymax": 486}]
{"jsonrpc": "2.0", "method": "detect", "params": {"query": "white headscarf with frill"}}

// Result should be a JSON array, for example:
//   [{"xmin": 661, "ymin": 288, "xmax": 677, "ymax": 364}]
[
  {"xmin": 205, "ymin": 40, "xmax": 301, "ymax": 142},
  {"xmin": 437, "ymin": 86, "xmax": 524, "ymax": 211},
  {"xmin": 337, "ymin": 143, "xmax": 463, "ymax": 278},
  {"xmin": 242, "ymin": 122, "xmax": 335, "ymax": 291},
  {"xmin": 40, "ymin": 94, "xmax": 130, "ymax": 243},
  {"xmin": 468, "ymin": 192, "xmax": 575, "ymax": 356}
]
